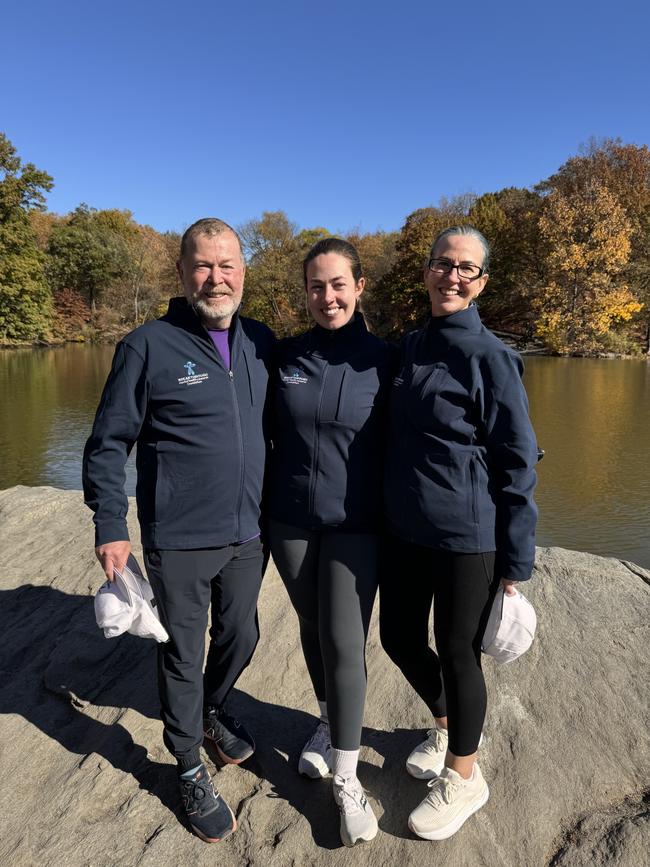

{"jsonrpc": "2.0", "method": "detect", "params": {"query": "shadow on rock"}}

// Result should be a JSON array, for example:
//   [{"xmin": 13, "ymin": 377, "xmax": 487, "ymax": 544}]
[
  {"xmin": 220, "ymin": 689, "xmax": 343, "ymax": 849},
  {"xmin": 360, "ymin": 725, "xmax": 438, "ymax": 839},
  {"xmin": 0, "ymin": 584, "xmax": 431, "ymax": 847},
  {"xmin": 218, "ymin": 691, "xmax": 428, "ymax": 847},
  {"xmin": 0, "ymin": 584, "xmax": 179, "ymax": 815}
]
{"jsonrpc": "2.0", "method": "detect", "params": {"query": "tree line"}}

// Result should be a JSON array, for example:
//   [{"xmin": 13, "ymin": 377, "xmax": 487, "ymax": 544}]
[{"xmin": 1, "ymin": 132, "xmax": 649, "ymax": 354}]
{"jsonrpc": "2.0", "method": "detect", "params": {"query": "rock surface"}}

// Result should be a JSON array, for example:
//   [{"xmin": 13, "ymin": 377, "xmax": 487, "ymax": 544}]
[{"xmin": 0, "ymin": 485, "xmax": 648, "ymax": 867}]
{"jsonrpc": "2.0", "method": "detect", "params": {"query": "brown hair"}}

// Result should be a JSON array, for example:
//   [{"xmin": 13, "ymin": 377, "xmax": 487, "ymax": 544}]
[{"xmin": 302, "ymin": 237, "xmax": 363, "ymax": 286}]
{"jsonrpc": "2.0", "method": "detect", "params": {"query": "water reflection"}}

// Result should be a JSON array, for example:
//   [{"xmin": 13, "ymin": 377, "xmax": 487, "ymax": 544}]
[
  {"xmin": 0, "ymin": 345, "xmax": 136, "ymax": 495},
  {"xmin": 0, "ymin": 347, "xmax": 648, "ymax": 567},
  {"xmin": 525, "ymin": 357, "xmax": 650, "ymax": 567}
]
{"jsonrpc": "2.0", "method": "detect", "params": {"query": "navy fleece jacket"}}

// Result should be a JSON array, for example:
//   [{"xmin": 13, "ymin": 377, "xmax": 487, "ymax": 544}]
[
  {"xmin": 384, "ymin": 304, "xmax": 538, "ymax": 581},
  {"xmin": 267, "ymin": 313, "xmax": 396, "ymax": 531},
  {"xmin": 83, "ymin": 297, "xmax": 275, "ymax": 549}
]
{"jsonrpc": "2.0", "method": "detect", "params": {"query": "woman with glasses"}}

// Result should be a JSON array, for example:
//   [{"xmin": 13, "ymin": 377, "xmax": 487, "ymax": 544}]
[
  {"xmin": 380, "ymin": 225, "xmax": 538, "ymax": 840},
  {"xmin": 266, "ymin": 237, "xmax": 395, "ymax": 846}
]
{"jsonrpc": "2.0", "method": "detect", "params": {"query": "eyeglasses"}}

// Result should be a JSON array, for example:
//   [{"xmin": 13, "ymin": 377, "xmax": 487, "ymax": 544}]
[{"xmin": 428, "ymin": 258, "xmax": 485, "ymax": 282}]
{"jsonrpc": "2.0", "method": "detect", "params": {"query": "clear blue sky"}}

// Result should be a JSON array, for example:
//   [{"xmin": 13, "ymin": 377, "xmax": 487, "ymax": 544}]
[{"xmin": 2, "ymin": 0, "xmax": 648, "ymax": 237}]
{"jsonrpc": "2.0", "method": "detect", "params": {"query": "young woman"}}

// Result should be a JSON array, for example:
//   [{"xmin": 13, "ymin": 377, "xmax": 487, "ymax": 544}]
[
  {"xmin": 266, "ymin": 238, "xmax": 395, "ymax": 846},
  {"xmin": 380, "ymin": 226, "xmax": 539, "ymax": 841}
]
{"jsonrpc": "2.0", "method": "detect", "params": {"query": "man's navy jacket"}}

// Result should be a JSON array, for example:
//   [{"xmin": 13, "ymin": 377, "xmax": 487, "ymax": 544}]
[{"xmin": 83, "ymin": 297, "xmax": 275, "ymax": 549}]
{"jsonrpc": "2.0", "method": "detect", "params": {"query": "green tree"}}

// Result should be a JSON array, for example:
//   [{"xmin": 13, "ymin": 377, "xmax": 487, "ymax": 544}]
[
  {"xmin": 46, "ymin": 204, "xmax": 133, "ymax": 314},
  {"xmin": 0, "ymin": 133, "xmax": 54, "ymax": 342}
]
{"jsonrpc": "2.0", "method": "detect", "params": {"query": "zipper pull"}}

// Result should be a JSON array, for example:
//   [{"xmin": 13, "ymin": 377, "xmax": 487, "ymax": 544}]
[{"xmin": 229, "ymin": 370, "xmax": 234, "ymax": 381}]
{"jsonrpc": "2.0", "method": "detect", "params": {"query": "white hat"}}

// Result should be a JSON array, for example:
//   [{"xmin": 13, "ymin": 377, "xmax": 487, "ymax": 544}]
[
  {"xmin": 481, "ymin": 587, "xmax": 536, "ymax": 664},
  {"xmin": 94, "ymin": 555, "xmax": 169, "ymax": 643}
]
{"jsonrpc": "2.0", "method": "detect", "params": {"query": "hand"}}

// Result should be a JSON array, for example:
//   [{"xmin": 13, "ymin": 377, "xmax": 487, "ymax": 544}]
[
  {"xmin": 95, "ymin": 540, "xmax": 132, "ymax": 582},
  {"xmin": 500, "ymin": 578, "xmax": 518, "ymax": 596}
]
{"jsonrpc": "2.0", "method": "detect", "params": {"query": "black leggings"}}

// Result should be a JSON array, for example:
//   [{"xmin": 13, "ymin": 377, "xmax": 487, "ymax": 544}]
[
  {"xmin": 268, "ymin": 519, "xmax": 378, "ymax": 751},
  {"xmin": 379, "ymin": 536, "xmax": 499, "ymax": 756}
]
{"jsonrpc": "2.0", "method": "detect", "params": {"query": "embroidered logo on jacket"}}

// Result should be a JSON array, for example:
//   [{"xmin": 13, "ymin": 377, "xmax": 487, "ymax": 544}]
[
  {"xmin": 178, "ymin": 361, "xmax": 209, "ymax": 386},
  {"xmin": 281, "ymin": 367, "xmax": 308, "ymax": 385}
]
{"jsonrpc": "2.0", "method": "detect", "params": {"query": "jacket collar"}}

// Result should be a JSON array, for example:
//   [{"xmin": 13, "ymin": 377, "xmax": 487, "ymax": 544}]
[
  {"xmin": 425, "ymin": 303, "xmax": 482, "ymax": 336},
  {"xmin": 309, "ymin": 311, "xmax": 368, "ymax": 356}
]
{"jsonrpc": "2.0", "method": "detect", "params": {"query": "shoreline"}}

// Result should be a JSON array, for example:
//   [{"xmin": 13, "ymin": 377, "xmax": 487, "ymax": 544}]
[{"xmin": 2, "ymin": 334, "xmax": 649, "ymax": 360}]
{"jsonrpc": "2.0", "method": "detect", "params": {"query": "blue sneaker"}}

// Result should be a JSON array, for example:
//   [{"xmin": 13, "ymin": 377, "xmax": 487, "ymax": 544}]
[
  {"xmin": 203, "ymin": 706, "xmax": 255, "ymax": 763},
  {"xmin": 179, "ymin": 763, "xmax": 236, "ymax": 843}
]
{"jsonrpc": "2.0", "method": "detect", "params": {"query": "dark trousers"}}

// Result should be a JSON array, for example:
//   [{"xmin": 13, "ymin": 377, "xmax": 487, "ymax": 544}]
[
  {"xmin": 379, "ymin": 536, "xmax": 499, "ymax": 757},
  {"xmin": 144, "ymin": 538, "xmax": 265, "ymax": 770},
  {"xmin": 268, "ymin": 519, "xmax": 378, "ymax": 751}
]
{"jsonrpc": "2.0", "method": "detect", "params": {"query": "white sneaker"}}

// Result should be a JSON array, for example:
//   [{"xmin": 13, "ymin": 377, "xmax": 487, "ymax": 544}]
[
  {"xmin": 408, "ymin": 765, "xmax": 489, "ymax": 840},
  {"xmin": 406, "ymin": 726, "xmax": 484, "ymax": 780},
  {"xmin": 298, "ymin": 721, "xmax": 331, "ymax": 779},
  {"xmin": 333, "ymin": 774, "xmax": 378, "ymax": 847},
  {"xmin": 406, "ymin": 723, "xmax": 449, "ymax": 779}
]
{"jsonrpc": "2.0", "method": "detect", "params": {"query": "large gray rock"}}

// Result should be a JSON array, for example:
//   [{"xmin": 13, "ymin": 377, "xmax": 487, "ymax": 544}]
[{"xmin": 0, "ymin": 486, "xmax": 648, "ymax": 867}]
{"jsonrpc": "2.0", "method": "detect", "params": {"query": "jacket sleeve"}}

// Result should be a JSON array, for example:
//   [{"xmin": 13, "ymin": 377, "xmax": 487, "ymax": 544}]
[
  {"xmin": 478, "ymin": 349, "xmax": 538, "ymax": 582},
  {"xmin": 82, "ymin": 341, "xmax": 150, "ymax": 546}
]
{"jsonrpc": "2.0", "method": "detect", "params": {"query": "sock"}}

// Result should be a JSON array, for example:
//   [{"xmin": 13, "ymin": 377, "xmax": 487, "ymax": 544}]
[
  {"xmin": 318, "ymin": 699, "xmax": 329, "ymax": 725},
  {"xmin": 331, "ymin": 748, "xmax": 359, "ymax": 780},
  {"xmin": 179, "ymin": 763, "xmax": 203, "ymax": 778}
]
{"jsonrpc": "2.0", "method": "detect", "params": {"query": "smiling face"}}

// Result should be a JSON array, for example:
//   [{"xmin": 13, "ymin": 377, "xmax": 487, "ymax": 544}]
[
  {"xmin": 177, "ymin": 231, "xmax": 245, "ymax": 328},
  {"xmin": 305, "ymin": 252, "xmax": 365, "ymax": 330},
  {"xmin": 424, "ymin": 233, "xmax": 489, "ymax": 317}
]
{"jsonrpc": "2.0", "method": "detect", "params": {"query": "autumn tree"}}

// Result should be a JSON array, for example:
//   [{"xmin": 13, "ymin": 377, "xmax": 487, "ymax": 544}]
[
  {"xmin": 239, "ymin": 211, "xmax": 312, "ymax": 335},
  {"xmin": 538, "ymin": 138, "xmax": 650, "ymax": 226},
  {"xmin": 538, "ymin": 139, "xmax": 650, "ymax": 351},
  {"xmin": 346, "ymin": 229, "xmax": 398, "ymax": 331},
  {"xmin": 627, "ymin": 207, "xmax": 650, "ymax": 352},
  {"xmin": 535, "ymin": 182, "xmax": 641, "ymax": 353},
  {"xmin": 372, "ymin": 207, "xmax": 459, "ymax": 339},
  {"xmin": 29, "ymin": 210, "xmax": 61, "ymax": 251},
  {"xmin": 110, "ymin": 223, "xmax": 179, "ymax": 324},
  {"xmin": 469, "ymin": 188, "xmax": 544, "ymax": 332},
  {"xmin": 0, "ymin": 133, "xmax": 54, "ymax": 342},
  {"xmin": 51, "ymin": 286, "xmax": 92, "ymax": 342}
]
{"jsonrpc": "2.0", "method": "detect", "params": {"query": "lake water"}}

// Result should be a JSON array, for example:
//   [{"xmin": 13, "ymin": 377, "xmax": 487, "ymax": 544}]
[{"xmin": 1, "ymin": 344, "xmax": 649, "ymax": 568}]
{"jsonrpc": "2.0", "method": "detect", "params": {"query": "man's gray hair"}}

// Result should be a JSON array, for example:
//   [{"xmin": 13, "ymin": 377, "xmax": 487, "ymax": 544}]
[
  {"xmin": 179, "ymin": 217, "xmax": 244, "ymax": 262},
  {"xmin": 429, "ymin": 225, "xmax": 490, "ymax": 272}
]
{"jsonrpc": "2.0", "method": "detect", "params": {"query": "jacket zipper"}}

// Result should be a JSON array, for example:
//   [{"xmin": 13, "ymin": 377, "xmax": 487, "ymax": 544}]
[
  {"xmin": 308, "ymin": 362, "xmax": 329, "ymax": 519},
  {"xmin": 203, "ymin": 324, "xmax": 245, "ymax": 542},
  {"xmin": 229, "ymin": 367, "xmax": 245, "ymax": 541}
]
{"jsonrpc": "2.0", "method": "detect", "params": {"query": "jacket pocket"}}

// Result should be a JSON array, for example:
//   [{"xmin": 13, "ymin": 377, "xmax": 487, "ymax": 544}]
[
  {"xmin": 413, "ymin": 450, "xmax": 477, "ymax": 534},
  {"xmin": 406, "ymin": 362, "xmax": 467, "ymax": 438},
  {"xmin": 405, "ymin": 363, "xmax": 455, "ymax": 432},
  {"xmin": 328, "ymin": 367, "xmax": 379, "ymax": 429},
  {"xmin": 243, "ymin": 346, "xmax": 268, "ymax": 406},
  {"xmin": 153, "ymin": 447, "xmax": 202, "ymax": 527}
]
